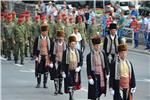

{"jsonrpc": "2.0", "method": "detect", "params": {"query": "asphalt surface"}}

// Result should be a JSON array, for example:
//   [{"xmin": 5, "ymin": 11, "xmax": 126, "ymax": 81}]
[{"xmin": 1, "ymin": 47, "xmax": 150, "ymax": 100}]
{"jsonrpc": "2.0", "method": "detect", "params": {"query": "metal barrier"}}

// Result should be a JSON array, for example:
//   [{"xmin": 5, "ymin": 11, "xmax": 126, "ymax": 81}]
[
  {"xmin": 124, "ymin": 27, "xmax": 145, "ymax": 47},
  {"xmin": 123, "ymin": 27, "xmax": 134, "ymax": 47}
]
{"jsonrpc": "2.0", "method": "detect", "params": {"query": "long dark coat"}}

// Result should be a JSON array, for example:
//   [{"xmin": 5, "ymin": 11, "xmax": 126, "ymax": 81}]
[
  {"xmin": 86, "ymin": 51, "xmax": 109, "ymax": 99},
  {"xmin": 62, "ymin": 48, "xmax": 83, "ymax": 93},
  {"xmin": 50, "ymin": 41, "xmax": 67, "ymax": 80},
  {"xmin": 109, "ymin": 59, "xmax": 136, "ymax": 100},
  {"xmin": 33, "ymin": 36, "xmax": 54, "ymax": 76}
]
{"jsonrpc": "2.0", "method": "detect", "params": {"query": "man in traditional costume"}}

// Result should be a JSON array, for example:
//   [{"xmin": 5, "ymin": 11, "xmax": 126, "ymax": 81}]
[
  {"xmin": 109, "ymin": 44, "xmax": 136, "ymax": 100},
  {"xmin": 86, "ymin": 35, "xmax": 109, "ymax": 100},
  {"xmin": 50, "ymin": 30, "xmax": 67, "ymax": 95},
  {"xmin": 33, "ymin": 24, "xmax": 53, "ymax": 88},
  {"xmin": 62, "ymin": 35, "xmax": 83, "ymax": 100},
  {"xmin": 103, "ymin": 23, "xmax": 119, "ymax": 69}
]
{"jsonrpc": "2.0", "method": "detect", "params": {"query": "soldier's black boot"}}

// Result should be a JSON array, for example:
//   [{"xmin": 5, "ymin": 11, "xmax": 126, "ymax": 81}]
[
  {"xmin": 36, "ymin": 74, "xmax": 41, "ymax": 88},
  {"xmin": 20, "ymin": 58, "xmax": 24, "ymax": 65},
  {"xmin": 58, "ymin": 78, "xmax": 63, "ymax": 95},
  {"xmin": 54, "ymin": 79, "xmax": 59, "ymax": 95},
  {"xmin": 43, "ymin": 74, "xmax": 48, "ymax": 88},
  {"xmin": 14, "ymin": 57, "xmax": 18, "ymax": 64},
  {"xmin": 7, "ymin": 56, "xmax": 11, "ymax": 61},
  {"xmin": 15, "ymin": 60, "xmax": 18, "ymax": 64},
  {"xmin": 43, "ymin": 84, "xmax": 47, "ymax": 88}
]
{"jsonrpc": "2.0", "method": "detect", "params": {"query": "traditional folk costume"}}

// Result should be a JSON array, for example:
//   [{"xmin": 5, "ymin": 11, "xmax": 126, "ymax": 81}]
[
  {"xmin": 86, "ymin": 36, "xmax": 109, "ymax": 100},
  {"xmin": 33, "ymin": 24, "xmax": 53, "ymax": 88},
  {"xmin": 50, "ymin": 30, "xmax": 67, "ymax": 95},
  {"xmin": 62, "ymin": 36, "xmax": 83, "ymax": 100},
  {"xmin": 109, "ymin": 44, "xmax": 136, "ymax": 100},
  {"xmin": 103, "ymin": 23, "xmax": 119, "ymax": 72}
]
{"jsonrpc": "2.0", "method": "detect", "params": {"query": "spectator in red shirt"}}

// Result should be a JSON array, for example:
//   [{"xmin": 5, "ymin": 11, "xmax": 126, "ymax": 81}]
[{"xmin": 130, "ymin": 16, "xmax": 140, "ymax": 48}]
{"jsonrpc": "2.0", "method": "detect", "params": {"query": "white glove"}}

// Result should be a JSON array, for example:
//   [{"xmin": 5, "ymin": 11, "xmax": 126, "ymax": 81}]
[
  {"xmin": 109, "ymin": 88, "xmax": 114, "ymax": 96},
  {"xmin": 88, "ymin": 78, "xmax": 94, "ymax": 85},
  {"xmin": 108, "ymin": 55, "xmax": 112, "ymax": 63},
  {"xmin": 35, "ymin": 57, "xmax": 38, "ymax": 61},
  {"xmin": 75, "ymin": 66, "xmax": 81, "ymax": 72},
  {"xmin": 131, "ymin": 87, "xmax": 136, "ymax": 93},
  {"xmin": 106, "ymin": 75, "xmax": 110, "ymax": 80},
  {"xmin": 62, "ymin": 72, "xmax": 66, "ymax": 78},
  {"xmin": 55, "ymin": 63, "xmax": 58, "ymax": 69},
  {"xmin": 49, "ymin": 63, "xmax": 53, "ymax": 68}
]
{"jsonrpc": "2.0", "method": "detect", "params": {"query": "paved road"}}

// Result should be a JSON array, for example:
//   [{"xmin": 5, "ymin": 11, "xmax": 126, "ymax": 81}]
[{"xmin": 1, "ymin": 49, "xmax": 150, "ymax": 100}]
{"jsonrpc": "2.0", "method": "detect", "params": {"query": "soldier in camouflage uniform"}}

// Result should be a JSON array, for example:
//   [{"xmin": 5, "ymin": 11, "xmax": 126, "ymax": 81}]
[
  {"xmin": 54, "ymin": 16, "xmax": 65, "ymax": 39},
  {"xmin": 63, "ymin": 16, "xmax": 73, "ymax": 42},
  {"xmin": 33, "ymin": 15, "xmax": 41, "ymax": 38},
  {"xmin": 1, "ymin": 12, "xmax": 7, "ymax": 58},
  {"xmin": 87, "ymin": 17, "xmax": 100, "ymax": 50},
  {"xmin": 40, "ymin": 15, "xmax": 47, "ymax": 25},
  {"xmin": 14, "ymin": 16, "xmax": 26, "ymax": 64},
  {"xmin": 12, "ymin": 11, "xmax": 17, "ymax": 24},
  {"xmin": 11, "ymin": 11, "xmax": 18, "ymax": 59},
  {"xmin": 24, "ymin": 13, "xmax": 34, "ymax": 58},
  {"xmin": 22, "ymin": 12, "xmax": 29, "ymax": 57},
  {"xmin": 76, "ymin": 16, "xmax": 86, "ymax": 52},
  {"xmin": 3, "ymin": 13, "xmax": 15, "ymax": 60},
  {"xmin": 47, "ymin": 15, "xmax": 55, "ymax": 39}
]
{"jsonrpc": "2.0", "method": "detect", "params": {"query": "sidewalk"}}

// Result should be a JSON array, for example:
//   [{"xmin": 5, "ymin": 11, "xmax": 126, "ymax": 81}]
[{"xmin": 127, "ymin": 43, "xmax": 150, "ymax": 55}]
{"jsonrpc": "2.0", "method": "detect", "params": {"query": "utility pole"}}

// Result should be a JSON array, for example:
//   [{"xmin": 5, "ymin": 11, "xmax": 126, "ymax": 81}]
[
  {"xmin": 103, "ymin": 0, "xmax": 105, "ymax": 10},
  {"xmin": 93, "ymin": 0, "xmax": 96, "ymax": 11}
]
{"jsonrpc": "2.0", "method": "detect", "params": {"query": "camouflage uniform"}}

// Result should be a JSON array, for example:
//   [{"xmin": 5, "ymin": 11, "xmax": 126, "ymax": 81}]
[
  {"xmin": 24, "ymin": 19, "xmax": 34, "ymax": 58},
  {"xmin": 14, "ymin": 21, "xmax": 26, "ymax": 64},
  {"xmin": 33, "ymin": 21, "xmax": 41, "ymax": 38},
  {"xmin": 54, "ymin": 22, "xmax": 65, "ymax": 38},
  {"xmin": 87, "ymin": 23, "xmax": 100, "ymax": 50},
  {"xmin": 64, "ymin": 22, "xmax": 73, "ymax": 42},
  {"xmin": 1, "ymin": 18, "xmax": 7, "ymax": 57},
  {"xmin": 48, "ymin": 20, "xmax": 55, "ymax": 39},
  {"xmin": 3, "ymin": 20, "xmax": 15, "ymax": 60}
]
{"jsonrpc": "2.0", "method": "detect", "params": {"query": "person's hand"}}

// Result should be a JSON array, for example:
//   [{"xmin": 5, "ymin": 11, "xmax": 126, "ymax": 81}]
[
  {"xmin": 62, "ymin": 72, "xmax": 66, "ymax": 78},
  {"xmin": 75, "ymin": 66, "xmax": 81, "ymax": 72},
  {"xmin": 131, "ymin": 87, "xmax": 136, "ymax": 93},
  {"xmin": 35, "ymin": 57, "xmax": 38, "ymax": 61},
  {"xmin": 88, "ymin": 78, "xmax": 94, "ymax": 85},
  {"xmin": 106, "ymin": 75, "xmax": 110, "ymax": 80},
  {"xmin": 109, "ymin": 88, "xmax": 114, "ymax": 96},
  {"xmin": 49, "ymin": 63, "xmax": 53, "ymax": 68}
]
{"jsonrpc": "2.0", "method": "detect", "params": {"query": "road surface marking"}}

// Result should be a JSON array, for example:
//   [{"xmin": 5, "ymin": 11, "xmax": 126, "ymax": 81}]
[
  {"xmin": 15, "ymin": 64, "xmax": 23, "ymax": 67},
  {"xmin": 0, "ymin": 56, "xmax": 7, "ymax": 60},
  {"xmin": 81, "ymin": 87, "xmax": 88, "ymax": 92},
  {"xmin": 137, "ymin": 79, "xmax": 150, "ymax": 82},
  {"xmin": 19, "ymin": 69, "xmax": 34, "ymax": 73}
]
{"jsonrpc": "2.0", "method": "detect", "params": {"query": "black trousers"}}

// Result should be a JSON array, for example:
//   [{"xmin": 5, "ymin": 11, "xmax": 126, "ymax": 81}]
[
  {"xmin": 114, "ymin": 88, "xmax": 129, "ymax": 100},
  {"xmin": 37, "ymin": 73, "xmax": 48, "ymax": 84}
]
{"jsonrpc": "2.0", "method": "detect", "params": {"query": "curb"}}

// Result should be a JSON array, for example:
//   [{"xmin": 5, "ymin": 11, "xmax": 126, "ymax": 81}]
[{"xmin": 128, "ymin": 48, "xmax": 150, "ymax": 55}]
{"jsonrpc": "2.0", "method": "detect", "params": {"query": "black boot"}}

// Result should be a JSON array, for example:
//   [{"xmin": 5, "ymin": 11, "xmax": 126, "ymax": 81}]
[
  {"xmin": 15, "ymin": 60, "xmax": 18, "ymax": 64},
  {"xmin": 36, "ymin": 74, "xmax": 41, "ymax": 88},
  {"xmin": 54, "ymin": 79, "xmax": 59, "ymax": 95},
  {"xmin": 43, "ymin": 84, "xmax": 48, "ymax": 88},
  {"xmin": 7, "ymin": 57, "xmax": 11, "ymax": 61},
  {"xmin": 36, "ymin": 84, "xmax": 40, "ymax": 88},
  {"xmin": 20, "ymin": 59, "xmax": 24, "ymax": 65},
  {"xmin": 69, "ymin": 87, "xmax": 74, "ymax": 100},
  {"xmin": 58, "ymin": 78, "xmax": 63, "ymax": 95},
  {"xmin": 43, "ymin": 74, "xmax": 48, "ymax": 88}
]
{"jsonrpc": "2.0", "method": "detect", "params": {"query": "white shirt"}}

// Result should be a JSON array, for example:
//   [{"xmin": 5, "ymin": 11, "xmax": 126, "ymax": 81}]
[
  {"xmin": 71, "ymin": 33, "xmax": 82, "ymax": 50},
  {"xmin": 41, "ymin": 35, "xmax": 47, "ymax": 39}
]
